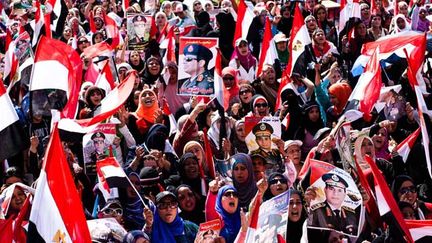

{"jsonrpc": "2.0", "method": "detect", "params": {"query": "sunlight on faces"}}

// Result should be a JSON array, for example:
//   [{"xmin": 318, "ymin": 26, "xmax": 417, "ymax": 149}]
[
  {"xmin": 269, "ymin": 176, "xmax": 288, "ymax": 197},
  {"xmin": 324, "ymin": 184, "xmax": 346, "ymax": 209}
]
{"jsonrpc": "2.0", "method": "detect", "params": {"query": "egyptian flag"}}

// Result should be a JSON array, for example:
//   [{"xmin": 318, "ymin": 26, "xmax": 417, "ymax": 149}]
[
  {"xmin": 162, "ymin": 101, "xmax": 177, "ymax": 137},
  {"xmin": 403, "ymin": 33, "xmax": 428, "ymax": 93},
  {"xmin": 0, "ymin": 79, "xmax": 29, "ymax": 161},
  {"xmin": 1, "ymin": 182, "xmax": 35, "ymax": 217},
  {"xmin": 298, "ymin": 159, "xmax": 336, "ymax": 192},
  {"xmin": 161, "ymin": 26, "xmax": 176, "ymax": 65},
  {"xmin": 95, "ymin": 61, "xmax": 116, "ymax": 95},
  {"xmin": 413, "ymin": 86, "xmax": 432, "ymax": 178},
  {"xmin": 396, "ymin": 128, "xmax": 421, "ymax": 163},
  {"xmin": 28, "ymin": 124, "xmax": 91, "ymax": 242},
  {"xmin": 60, "ymin": 71, "xmax": 137, "ymax": 130},
  {"xmin": 82, "ymin": 41, "xmax": 113, "ymax": 59},
  {"xmin": 0, "ymin": 191, "xmax": 31, "ymax": 242},
  {"xmin": 406, "ymin": 220, "xmax": 432, "ymax": 242},
  {"xmin": 3, "ymin": 30, "xmax": 18, "ymax": 86},
  {"xmin": 47, "ymin": 0, "xmax": 68, "ymax": 38},
  {"xmin": 96, "ymin": 157, "xmax": 129, "ymax": 193},
  {"xmin": 338, "ymin": 0, "xmax": 361, "ymax": 34},
  {"xmin": 275, "ymin": 4, "xmax": 311, "ymax": 110},
  {"xmin": 202, "ymin": 128, "xmax": 216, "ymax": 179},
  {"xmin": 30, "ymin": 36, "xmax": 82, "ymax": 119},
  {"xmin": 31, "ymin": 0, "xmax": 46, "ymax": 47},
  {"xmin": 103, "ymin": 12, "xmax": 120, "ymax": 48},
  {"xmin": 256, "ymin": 17, "xmax": 276, "ymax": 77},
  {"xmin": 238, "ymin": 191, "xmax": 262, "ymax": 243},
  {"xmin": 213, "ymin": 49, "xmax": 226, "ymax": 111},
  {"xmin": 232, "ymin": 0, "xmax": 254, "ymax": 46},
  {"xmin": 364, "ymin": 155, "xmax": 414, "ymax": 242},
  {"xmin": 121, "ymin": 0, "xmax": 130, "ymax": 13},
  {"xmin": 347, "ymin": 47, "xmax": 382, "ymax": 121}
]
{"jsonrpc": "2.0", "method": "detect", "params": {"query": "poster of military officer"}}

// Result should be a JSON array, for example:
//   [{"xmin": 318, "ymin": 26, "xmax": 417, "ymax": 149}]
[
  {"xmin": 244, "ymin": 116, "xmax": 283, "ymax": 170},
  {"xmin": 178, "ymin": 37, "xmax": 218, "ymax": 96},
  {"xmin": 83, "ymin": 124, "xmax": 117, "ymax": 176},
  {"xmin": 127, "ymin": 14, "xmax": 152, "ymax": 51},
  {"xmin": 306, "ymin": 167, "xmax": 363, "ymax": 238}
]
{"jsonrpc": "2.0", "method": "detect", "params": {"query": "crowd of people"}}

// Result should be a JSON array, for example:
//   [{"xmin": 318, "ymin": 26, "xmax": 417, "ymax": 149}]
[{"xmin": 1, "ymin": 0, "xmax": 432, "ymax": 242}]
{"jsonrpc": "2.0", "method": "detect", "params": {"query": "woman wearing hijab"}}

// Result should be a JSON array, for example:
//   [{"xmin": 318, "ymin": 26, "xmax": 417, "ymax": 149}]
[
  {"xmin": 123, "ymin": 172, "xmax": 145, "ymax": 231},
  {"xmin": 294, "ymin": 101, "xmax": 324, "ymax": 158},
  {"xmin": 286, "ymin": 189, "xmax": 307, "ymax": 243},
  {"xmin": 412, "ymin": 7, "xmax": 430, "ymax": 32},
  {"xmin": 237, "ymin": 84, "xmax": 255, "ymax": 118},
  {"xmin": 390, "ymin": 14, "xmax": 411, "ymax": 34},
  {"xmin": 175, "ymin": 184, "xmax": 206, "ymax": 225},
  {"xmin": 326, "ymin": 82, "xmax": 352, "ymax": 127},
  {"xmin": 178, "ymin": 153, "xmax": 208, "ymax": 197},
  {"xmin": 154, "ymin": 12, "xmax": 168, "ymax": 42},
  {"xmin": 342, "ymin": 21, "xmax": 374, "ymax": 64},
  {"xmin": 310, "ymin": 29, "xmax": 339, "ymax": 70},
  {"xmin": 313, "ymin": 4, "xmax": 337, "ymax": 45},
  {"xmin": 191, "ymin": 11, "xmax": 213, "ymax": 37},
  {"xmin": 277, "ymin": 5, "xmax": 293, "ymax": 36},
  {"xmin": 128, "ymin": 51, "xmax": 146, "ymax": 76},
  {"xmin": 263, "ymin": 172, "xmax": 289, "ymax": 201},
  {"xmin": 371, "ymin": 126, "xmax": 390, "ymax": 160},
  {"xmin": 127, "ymin": 89, "xmax": 161, "ymax": 144},
  {"xmin": 230, "ymin": 153, "xmax": 258, "ymax": 208},
  {"xmin": 79, "ymin": 86, "xmax": 105, "ymax": 119},
  {"xmin": 183, "ymin": 141, "xmax": 209, "ymax": 177},
  {"xmin": 222, "ymin": 66, "xmax": 240, "ymax": 111},
  {"xmin": 150, "ymin": 191, "xmax": 199, "ymax": 242},
  {"xmin": 230, "ymin": 119, "xmax": 248, "ymax": 154},
  {"xmin": 142, "ymin": 56, "xmax": 162, "ymax": 86},
  {"xmin": 391, "ymin": 175, "xmax": 432, "ymax": 219},
  {"xmin": 229, "ymin": 38, "xmax": 257, "ymax": 82},
  {"xmin": 206, "ymin": 185, "xmax": 242, "ymax": 243},
  {"xmin": 161, "ymin": 1, "xmax": 175, "ymax": 20}
]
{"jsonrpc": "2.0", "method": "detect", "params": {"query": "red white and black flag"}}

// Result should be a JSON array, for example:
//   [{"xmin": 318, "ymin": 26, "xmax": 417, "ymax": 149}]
[
  {"xmin": 28, "ymin": 124, "xmax": 91, "ymax": 242},
  {"xmin": 30, "ymin": 36, "xmax": 82, "ymax": 119},
  {"xmin": 0, "ymin": 78, "xmax": 29, "ymax": 161}
]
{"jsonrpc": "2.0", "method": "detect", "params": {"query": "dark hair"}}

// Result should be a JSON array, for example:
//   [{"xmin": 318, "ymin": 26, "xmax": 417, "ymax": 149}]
[{"xmin": 3, "ymin": 166, "xmax": 24, "ymax": 184}]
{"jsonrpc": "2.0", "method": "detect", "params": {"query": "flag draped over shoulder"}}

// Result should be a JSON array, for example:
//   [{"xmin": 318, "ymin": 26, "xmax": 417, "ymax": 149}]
[{"xmin": 28, "ymin": 124, "xmax": 91, "ymax": 242}]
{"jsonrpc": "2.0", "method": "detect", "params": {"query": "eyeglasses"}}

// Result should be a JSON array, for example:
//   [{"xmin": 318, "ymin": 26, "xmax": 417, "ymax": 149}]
[
  {"xmin": 255, "ymin": 103, "xmax": 268, "ymax": 108},
  {"xmin": 223, "ymin": 76, "xmax": 234, "ymax": 81},
  {"xmin": 157, "ymin": 201, "xmax": 178, "ymax": 210},
  {"xmin": 184, "ymin": 56, "xmax": 197, "ymax": 62},
  {"xmin": 239, "ymin": 90, "xmax": 251, "ymax": 95},
  {"xmin": 223, "ymin": 191, "xmax": 238, "ymax": 198},
  {"xmin": 102, "ymin": 208, "xmax": 123, "ymax": 216},
  {"xmin": 270, "ymin": 178, "xmax": 287, "ymax": 185},
  {"xmin": 194, "ymin": 2, "xmax": 201, "ymax": 6},
  {"xmin": 399, "ymin": 186, "xmax": 416, "ymax": 195}
]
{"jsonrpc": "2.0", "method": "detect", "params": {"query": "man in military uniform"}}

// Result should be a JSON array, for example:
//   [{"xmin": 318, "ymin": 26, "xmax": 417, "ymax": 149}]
[
  {"xmin": 86, "ymin": 132, "xmax": 108, "ymax": 175},
  {"xmin": 179, "ymin": 44, "xmax": 214, "ymax": 96},
  {"xmin": 250, "ymin": 122, "xmax": 283, "ymax": 171},
  {"xmin": 308, "ymin": 173, "xmax": 359, "ymax": 236},
  {"xmin": 129, "ymin": 15, "xmax": 147, "ymax": 46}
]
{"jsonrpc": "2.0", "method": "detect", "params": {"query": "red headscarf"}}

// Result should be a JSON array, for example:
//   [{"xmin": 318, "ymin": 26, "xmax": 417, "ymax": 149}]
[
  {"xmin": 133, "ymin": 89, "xmax": 159, "ymax": 133},
  {"xmin": 328, "ymin": 83, "xmax": 352, "ymax": 115}
]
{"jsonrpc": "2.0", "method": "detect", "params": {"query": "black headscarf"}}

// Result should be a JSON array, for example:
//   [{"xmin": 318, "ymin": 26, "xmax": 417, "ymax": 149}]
[{"xmin": 145, "ymin": 124, "xmax": 169, "ymax": 151}]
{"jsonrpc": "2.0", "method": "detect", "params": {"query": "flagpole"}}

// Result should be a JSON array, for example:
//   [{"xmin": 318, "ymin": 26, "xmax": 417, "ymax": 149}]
[
  {"xmin": 123, "ymin": 173, "xmax": 150, "ymax": 209},
  {"xmin": 111, "ymin": 56, "xmax": 120, "ymax": 82}
]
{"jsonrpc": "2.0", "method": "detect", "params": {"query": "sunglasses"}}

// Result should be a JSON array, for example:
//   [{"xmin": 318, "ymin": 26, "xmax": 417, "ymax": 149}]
[
  {"xmin": 399, "ymin": 186, "xmax": 416, "ymax": 195},
  {"xmin": 239, "ymin": 90, "xmax": 251, "ymax": 95},
  {"xmin": 184, "ymin": 56, "xmax": 197, "ymax": 62},
  {"xmin": 102, "ymin": 208, "xmax": 123, "ymax": 216},
  {"xmin": 223, "ymin": 76, "xmax": 234, "ymax": 81},
  {"xmin": 270, "ymin": 178, "xmax": 287, "ymax": 185},
  {"xmin": 255, "ymin": 103, "xmax": 268, "ymax": 108},
  {"xmin": 157, "ymin": 201, "xmax": 178, "ymax": 210},
  {"xmin": 194, "ymin": 2, "xmax": 201, "ymax": 6},
  {"xmin": 223, "ymin": 191, "xmax": 238, "ymax": 198}
]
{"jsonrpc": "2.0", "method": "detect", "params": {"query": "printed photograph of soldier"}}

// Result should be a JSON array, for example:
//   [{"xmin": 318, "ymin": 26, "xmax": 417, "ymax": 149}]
[
  {"xmin": 308, "ymin": 173, "xmax": 359, "ymax": 236},
  {"xmin": 249, "ymin": 122, "xmax": 283, "ymax": 170},
  {"xmin": 178, "ymin": 43, "xmax": 214, "ymax": 96},
  {"xmin": 84, "ymin": 131, "xmax": 109, "ymax": 175},
  {"xmin": 127, "ymin": 14, "xmax": 149, "ymax": 50}
]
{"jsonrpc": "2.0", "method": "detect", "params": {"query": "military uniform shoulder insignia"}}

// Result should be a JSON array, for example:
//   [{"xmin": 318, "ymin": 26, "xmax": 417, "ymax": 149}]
[
  {"xmin": 342, "ymin": 206, "xmax": 355, "ymax": 213},
  {"xmin": 311, "ymin": 202, "xmax": 325, "ymax": 211}
]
